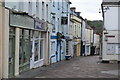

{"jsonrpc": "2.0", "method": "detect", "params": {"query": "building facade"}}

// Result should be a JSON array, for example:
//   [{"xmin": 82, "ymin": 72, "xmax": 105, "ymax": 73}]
[
  {"xmin": 101, "ymin": 0, "xmax": 120, "ymax": 61},
  {"xmin": 81, "ymin": 19, "xmax": 94, "ymax": 56},
  {"xmin": 0, "ymin": 0, "xmax": 51, "ymax": 78},
  {"xmin": 70, "ymin": 7, "xmax": 82, "ymax": 57},
  {"xmin": 93, "ymin": 33, "xmax": 100, "ymax": 55},
  {"xmin": 50, "ymin": 0, "xmax": 71, "ymax": 63}
]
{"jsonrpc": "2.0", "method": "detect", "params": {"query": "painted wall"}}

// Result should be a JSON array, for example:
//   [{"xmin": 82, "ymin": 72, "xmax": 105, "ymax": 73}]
[
  {"xmin": 102, "ymin": 30, "xmax": 119, "ymax": 61},
  {"xmin": 104, "ymin": 6, "xmax": 119, "ymax": 30},
  {"xmin": 0, "ymin": 7, "xmax": 9, "ymax": 79},
  {"xmin": 84, "ymin": 28, "xmax": 94, "ymax": 56},
  {"xmin": 70, "ymin": 15, "xmax": 82, "ymax": 38},
  {"xmin": 102, "ymin": 3, "xmax": 120, "ymax": 61},
  {"xmin": 0, "ymin": 1, "xmax": 3, "ymax": 79},
  {"xmin": 93, "ymin": 34, "xmax": 100, "ymax": 47}
]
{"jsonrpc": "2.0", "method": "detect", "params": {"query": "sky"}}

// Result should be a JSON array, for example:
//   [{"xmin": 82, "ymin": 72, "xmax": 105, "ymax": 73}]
[{"xmin": 70, "ymin": 0, "xmax": 103, "ymax": 21}]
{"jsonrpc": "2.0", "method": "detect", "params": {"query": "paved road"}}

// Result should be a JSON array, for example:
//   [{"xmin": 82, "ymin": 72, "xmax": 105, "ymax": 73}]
[{"xmin": 18, "ymin": 56, "xmax": 119, "ymax": 78}]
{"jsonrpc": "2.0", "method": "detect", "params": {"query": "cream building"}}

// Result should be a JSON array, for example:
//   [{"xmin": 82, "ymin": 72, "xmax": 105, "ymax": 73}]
[
  {"xmin": 0, "ymin": 0, "xmax": 51, "ymax": 79},
  {"xmin": 70, "ymin": 7, "xmax": 82, "ymax": 57}
]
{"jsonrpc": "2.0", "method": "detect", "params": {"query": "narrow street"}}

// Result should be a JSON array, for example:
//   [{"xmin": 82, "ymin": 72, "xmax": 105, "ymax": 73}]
[{"xmin": 17, "ymin": 56, "xmax": 119, "ymax": 78}]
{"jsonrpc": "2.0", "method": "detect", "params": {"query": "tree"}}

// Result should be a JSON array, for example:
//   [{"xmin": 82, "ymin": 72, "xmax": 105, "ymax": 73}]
[{"xmin": 87, "ymin": 20, "xmax": 103, "ymax": 34}]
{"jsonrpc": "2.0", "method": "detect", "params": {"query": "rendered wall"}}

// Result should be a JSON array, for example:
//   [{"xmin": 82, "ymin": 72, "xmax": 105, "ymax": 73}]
[
  {"xmin": 0, "ymin": 1, "xmax": 3, "ymax": 79},
  {"xmin": 102, "ymin": 30, "xmax": 119, "ymax": 61},
  {"xmin": 104, "ymin": 7, "xmax": 119, "ymax": 30}
]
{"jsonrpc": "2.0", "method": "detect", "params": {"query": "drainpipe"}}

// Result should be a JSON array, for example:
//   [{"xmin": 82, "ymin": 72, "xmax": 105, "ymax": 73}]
[
  {"xmin": 100, "ymin": 3, "xmax": 104, "ymax": 57},
  {"xmin": 81, "ymin": 19, "xmax": 83, "ymax": 56}
]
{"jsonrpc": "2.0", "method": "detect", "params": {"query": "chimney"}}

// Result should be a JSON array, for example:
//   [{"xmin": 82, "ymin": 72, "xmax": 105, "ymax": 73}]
[
  {"xmin": 75, "ymin": 12, "xmax": 81, "ymax": 16},
  {"xmin": 70, "ymin": 7, "xmax": 76, "ymax": 13}
]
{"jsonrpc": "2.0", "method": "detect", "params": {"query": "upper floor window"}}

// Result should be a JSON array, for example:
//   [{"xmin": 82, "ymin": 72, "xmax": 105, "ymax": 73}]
[
  {"xmin": 19, "ymin": 2, "xmax": 24, "ymax": 11},
  {"xmin": 61, "ymin": 17, "xmax": 68, "ymax": 25},
  {"xmin": 28, "ymin": 0, "xmax": 32, "ymax": 15},
  {"xmin": 52, "ymin": 16, "xmax": 56, "ymax": 32},
  {"xmin": 36, "ymin": 0, "xmax": 39, "ymax": 17},
  {"xmin": 46, "ymin": 4, "xmax": 48, "ymax": 21},
  {"xmin": 53, "ymin": 0, "xmax": 55, "ymax": 7},
  {"xmin": 58, "ymin": 0, "xmax": 60, "ymax": 10},
  {"xmin": 42, "ymin": 2, "xmax": 44, "ymax": 20}
]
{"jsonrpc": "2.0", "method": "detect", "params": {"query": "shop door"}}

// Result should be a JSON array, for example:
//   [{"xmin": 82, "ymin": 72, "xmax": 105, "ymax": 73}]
[
  {"xmin": 19, "ymin": 29, "xmax": 31, "ymax": 73},
  {"xmin": 9, "ymin": 27, "xmax": 15, "ymax": 77}
]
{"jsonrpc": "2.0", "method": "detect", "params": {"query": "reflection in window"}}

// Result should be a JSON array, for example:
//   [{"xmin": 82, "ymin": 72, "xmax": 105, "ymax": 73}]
[
  {"xmin": 19, "ymin": 29, "xmax": 31, "ymax": 65},
  {"xmin": 34, "ymin": 40, "xmax": 39, "ymax": 61}
]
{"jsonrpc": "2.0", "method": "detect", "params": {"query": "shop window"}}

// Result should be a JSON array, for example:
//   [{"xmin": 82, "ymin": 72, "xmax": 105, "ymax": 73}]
[
  {"xmin": 19, "ymin": 29, "xmax": 31, "ymax": 72},
  {"xmin": 51, "ymin": 41, "xmax": 55, "ymax": 55},
  {"xmin": 9, "ymin": 27, "xmax": 15, "ymax": 77},
  {"xmin": 32, "ymin": 31, "xmax": 45, "ymax": 62},
  {"xmin": 34, "ymin": 31, "xmax": 39, "ymax": 38},
  {"xmin": 40, "ymin": 40, "xmax": 44, "ymax": 59},
  {"xmin": 34, "ymin": 40, "xmax": 39, "ymax": 61}
]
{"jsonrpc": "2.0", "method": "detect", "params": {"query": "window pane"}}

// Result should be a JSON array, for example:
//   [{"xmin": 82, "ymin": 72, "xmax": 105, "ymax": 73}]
[
  {"xmin": 40, "ymin": 40, "xmax": 44, "ymax": 59},
  {"xmin": 34, "ymin": 40, "xmax": 39, "ymax": 61},
  {"xmin": 34, "ymin": 31, "xmax": 39, "ymax": 38},
  {"xmin": 19, "ymin": 29, "xmax": 31, "ymax": 65}
]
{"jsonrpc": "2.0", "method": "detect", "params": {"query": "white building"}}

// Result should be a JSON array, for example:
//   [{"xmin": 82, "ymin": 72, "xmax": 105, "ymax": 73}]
[
  {"xmin": 101, "ymin": 0, "xmax": 120, "ymax": 61},
  {"xmin": 81, "ymin": 19, "xmax": 94, "ymax": 56},
  {"xmin": 50, "ymin": 0, "xmax": 71, "ymax": 63},
  {"xmin": 93, "ymin": 33, "xmax": 100, "ymax": 55}
]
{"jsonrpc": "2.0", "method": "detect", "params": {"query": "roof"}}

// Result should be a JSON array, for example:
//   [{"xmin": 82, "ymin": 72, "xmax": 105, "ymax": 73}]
[
  {"xmin": 103, "ymin": 0, "xmax": 120, "ymax": 2},
  {"xmin": 102, "ymin": 0, "xmax": 120, "ymax": 5}
]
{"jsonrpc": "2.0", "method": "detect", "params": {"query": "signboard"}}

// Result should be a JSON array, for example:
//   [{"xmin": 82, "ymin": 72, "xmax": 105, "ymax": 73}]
[
  {"xmin": 10, "ymin": 13, "xmax": 34, "ymax": 29},
  {"xmin": 106, "ymin": 35, "xmax": 115, "ymax": 38}
]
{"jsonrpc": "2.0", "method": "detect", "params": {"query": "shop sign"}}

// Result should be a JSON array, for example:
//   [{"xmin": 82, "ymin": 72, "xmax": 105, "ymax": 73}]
[{"xmin": 10, "ymin": 13, "xmax": 34, "ymax": 29}]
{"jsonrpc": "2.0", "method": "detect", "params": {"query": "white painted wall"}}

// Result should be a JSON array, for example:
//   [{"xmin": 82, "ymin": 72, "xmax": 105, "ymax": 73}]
[
  {"xmin": 104, "ymin": 6, "xmax": 119, "ymax": 30},
  {"xmin": 102, "ymin": 30, "xmax": 119, "ymax": 61}
]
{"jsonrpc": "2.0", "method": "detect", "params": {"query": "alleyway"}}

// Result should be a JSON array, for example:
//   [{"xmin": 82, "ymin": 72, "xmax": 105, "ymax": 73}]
[{"xmin": 17, "ymin": 56, "xmax": 119, "ymax": 78}]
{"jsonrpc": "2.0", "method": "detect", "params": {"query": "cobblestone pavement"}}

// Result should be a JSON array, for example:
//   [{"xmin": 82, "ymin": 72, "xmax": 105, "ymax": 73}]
[{"xmin": 18, "ymin": 56, "xmax": 119, "ymax": 78}]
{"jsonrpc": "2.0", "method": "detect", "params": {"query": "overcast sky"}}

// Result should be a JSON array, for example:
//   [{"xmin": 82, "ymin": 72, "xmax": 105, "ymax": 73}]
[{"xmin": 70, "ymin": 0, "xmax": 103, "ymax": 20}]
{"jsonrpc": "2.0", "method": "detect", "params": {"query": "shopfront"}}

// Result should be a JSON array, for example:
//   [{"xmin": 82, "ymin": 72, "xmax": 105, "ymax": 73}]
[
  {"xmin": 8, "ymin": 12, "xmax": 46, "ymax": 77},
  {"xmin": 30, "ymin": 31, "xmax": 45, "ymax": 69}
]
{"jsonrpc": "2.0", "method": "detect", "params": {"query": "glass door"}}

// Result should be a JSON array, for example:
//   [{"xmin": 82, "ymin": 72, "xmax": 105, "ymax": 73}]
[{"xmin": 9, "ymin": 27, "xmax": 15, "ymax": 78}]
